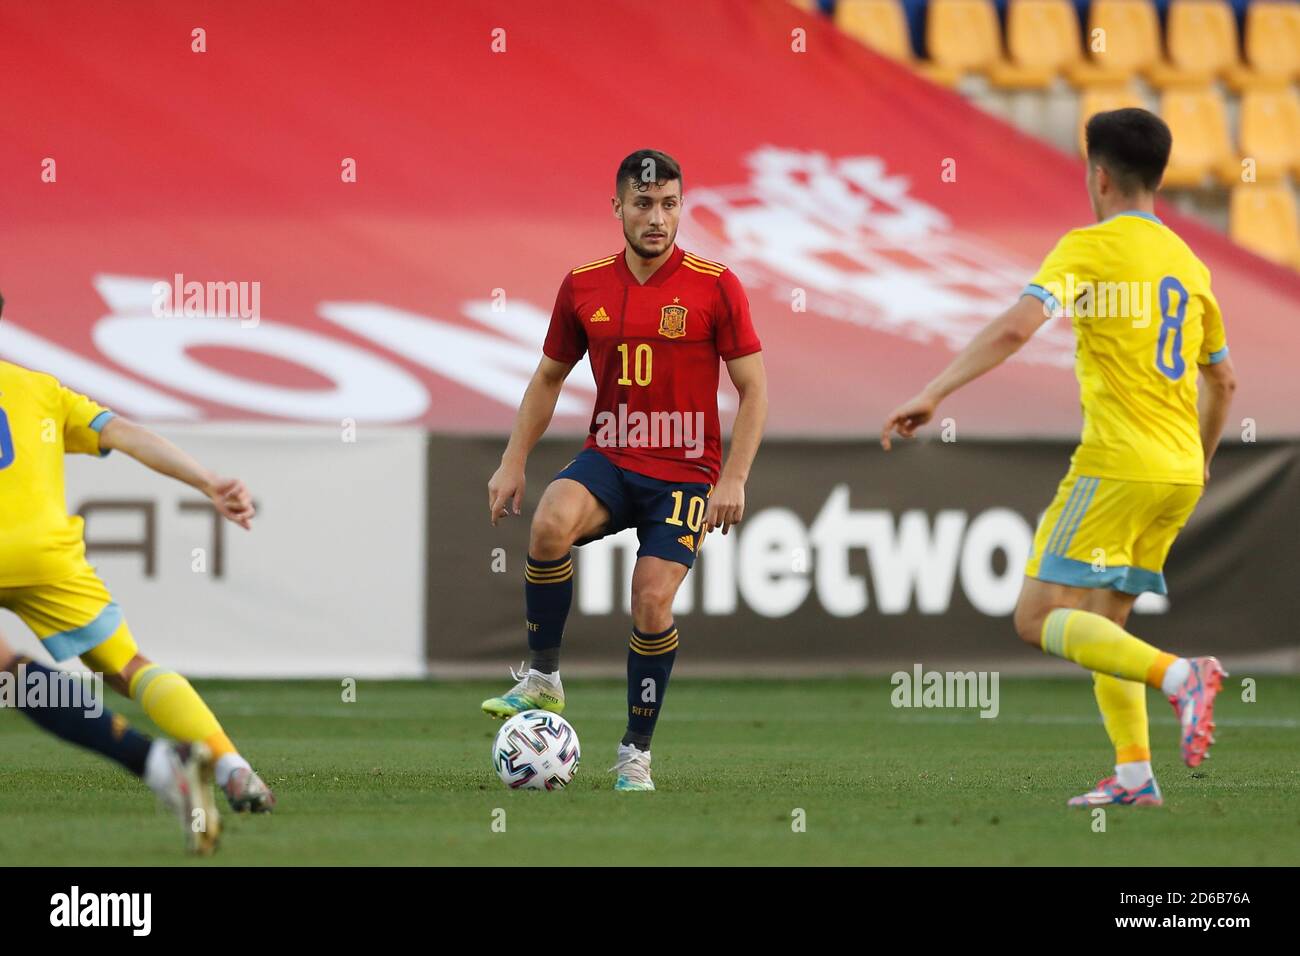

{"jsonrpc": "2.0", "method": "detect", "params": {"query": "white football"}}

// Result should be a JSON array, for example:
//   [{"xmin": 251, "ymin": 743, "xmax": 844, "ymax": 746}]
[{"xmin": 492, "ymin": 710, "xmax": 581, "ymax": 790}]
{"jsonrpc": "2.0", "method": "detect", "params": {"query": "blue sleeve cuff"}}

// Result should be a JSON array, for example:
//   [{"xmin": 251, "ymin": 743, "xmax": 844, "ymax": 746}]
[
  {"xmin": 88, "ymin": 410, "xmax": 116, "ymax": 457},
  {"xmin": 1022, "ymin": 283, "xmax": 1060, "ymax": 314},
  {"xmin": 1199, "ymin": 346, "xmax": 1229, "ymax": 366},
  {"xmin": 89, "ymin": 410, "xmax": 116, "ymax": 432}
]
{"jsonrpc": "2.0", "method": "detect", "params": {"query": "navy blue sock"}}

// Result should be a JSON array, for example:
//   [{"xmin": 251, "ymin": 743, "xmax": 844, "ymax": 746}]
[
  {"xmin": 525, "ymin": 553, "xmax": 573, "ymax": 673},
  {"xmin": 9, "ymin": 659, "xmax": 152, "ymax": 777},
  {"xmin": 623, "ymin": 625, "xmax": 679, "ymax": 750}
]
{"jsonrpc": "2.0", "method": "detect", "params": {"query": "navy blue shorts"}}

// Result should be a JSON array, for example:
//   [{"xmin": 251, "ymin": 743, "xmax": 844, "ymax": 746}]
[{"xmin": 555, "ymin": 449, "xmax": 712, "ymax": 569}]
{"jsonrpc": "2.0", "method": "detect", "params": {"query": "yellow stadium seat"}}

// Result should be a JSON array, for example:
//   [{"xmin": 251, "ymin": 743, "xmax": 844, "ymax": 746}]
[
  {"xmin": 1244, "ymin": 1, "xmax": 1300, "ymax": 80},
  {"xmin": 926, "ymin": 0, "xmax": 1028, "ymax": 84},
  {"xmin": 997, "ymin": 0, "xmax": 1086, "ymax": 88},
  {"xmin": 1160, "ymin": 86, "xmax": 1242, "ymax": 188},
  {"xmin": 1229, "ymin": 183, "xmax": 1300, "ymax": 270},
  {"xmin": 837, "ymin": 0, "xmax": 963, "ymax": 85},
  {"xmin": 836, "ymin": 0, "xmax": 915, "ymax": 62},
  {"xmin": 1163, "ymin": 0, "xmax": 1241, "ymax": 86},
  {"xmin": 837, "ymin": 0, "xmax": 972, "ymax": 85},
  {"xmin": 1067, "ymin": 0, "xmax": 1165, "ymax": 86},
  {"xmin": 1239, "ymin": 87, "xmax": 1300, "ymax": 181},
  {"xmin": 1077, "ymin": 85, "xmax": 1147, "ymax": 156}
]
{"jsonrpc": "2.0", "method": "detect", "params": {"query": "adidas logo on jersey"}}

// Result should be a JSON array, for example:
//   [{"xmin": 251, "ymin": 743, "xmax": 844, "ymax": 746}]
[
  {"xmin": 589, "ymin": 306, "xmax": 611, "ymax": 323},
  {"xmin": 678, "ymin": 534, "xmax": 696, "ymax": 552}
]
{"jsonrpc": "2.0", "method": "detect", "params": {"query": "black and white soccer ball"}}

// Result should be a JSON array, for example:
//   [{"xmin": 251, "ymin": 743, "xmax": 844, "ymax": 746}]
[{"xmin": 492, "ymin": 710, "xmax": 581, "ymax": 790}]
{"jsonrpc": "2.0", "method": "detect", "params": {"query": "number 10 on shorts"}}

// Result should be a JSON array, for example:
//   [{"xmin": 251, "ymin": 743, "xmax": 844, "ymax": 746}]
[{"xmin": 665, "ymin": 490, "xmax": 706, "ymax": 532}]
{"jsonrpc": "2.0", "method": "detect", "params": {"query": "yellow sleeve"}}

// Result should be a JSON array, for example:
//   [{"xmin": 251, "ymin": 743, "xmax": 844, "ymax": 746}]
[
  {"xmin": 1197, "ymin": 286, "xmax": 1229, "ymax": 366},
  {"xmin": 1023, "ymin": 230, "xmax": 1097, "ymax": 316},
  {"xmin": 60, "ymin": 386, "xmax": 116, "ymax": 456}
]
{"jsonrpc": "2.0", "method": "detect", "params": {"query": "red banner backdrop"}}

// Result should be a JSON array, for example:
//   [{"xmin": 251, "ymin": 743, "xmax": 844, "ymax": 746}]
[{"xmin": 2, "ymin": 0, "xmax": 1297, "ymax": 436}]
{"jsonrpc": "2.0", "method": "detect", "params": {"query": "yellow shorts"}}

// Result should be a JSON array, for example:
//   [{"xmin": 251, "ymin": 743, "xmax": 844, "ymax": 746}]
[
  {"xmin": 0, "ymin": 563, "xmax": 139, "ymax": 669},
  {"xmin": 1024, "ymin": 469, "xmax": 1201, "ymax": 596}
]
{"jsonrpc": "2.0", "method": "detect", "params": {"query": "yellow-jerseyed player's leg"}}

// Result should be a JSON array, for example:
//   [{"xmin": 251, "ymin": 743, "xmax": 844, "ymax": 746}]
[
  {"xmin": 110, "ymin": 649, "xmax": 270, "ymax": 810},
  {"xmin": 72, "ymin": 621, "xmax": 231, "ymax": 757},
  {"xmin": 1023, "ymin": 473, "xmax": 1188, "ymax": 688},
  {"xmin": 1040, "ymin": 606, "xmax": 1177, "ymax": 688},
  {"xmin": 120, "ymin": 657, "xmax": 236, "ymax": 760},
  {"xmin": 7, "ymin": 566, "xmax": 241, "ymax": 759},
  {"xmin": 72, "ymin": 616, "xmax": 240, "ymax": 760},
  {"xmin": 10, "ymin": 565, "xmax": 275, "ymax": 810},
  {"xmin": 1093, "ymin": 673, "xmax": 1151, "ymax": 764},
  {"xmin": 77, "ymin": 615, "xmax": 138, "ymax": 673}
]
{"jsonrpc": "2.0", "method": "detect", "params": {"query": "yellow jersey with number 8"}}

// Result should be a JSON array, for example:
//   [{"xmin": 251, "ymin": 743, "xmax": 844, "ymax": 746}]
[
  {"xmin": 0, "ymin": 361, "xmax": 116, "ymax": 587},
  {"xmin": 1024, "ymin": 211, "xmax": 1228, "ymax": 486}
]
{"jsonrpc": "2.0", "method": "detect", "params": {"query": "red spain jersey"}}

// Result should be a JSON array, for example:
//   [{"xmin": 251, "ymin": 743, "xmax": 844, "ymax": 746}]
[{"xmin": 543, "ymin": 245, "xmax": 762, "ymax": 484}]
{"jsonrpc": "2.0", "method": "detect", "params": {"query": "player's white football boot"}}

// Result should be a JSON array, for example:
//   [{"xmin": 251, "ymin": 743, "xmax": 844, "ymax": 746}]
[
  {"xmin": 1168, "ymin": 656, "xmax": 1228, "ymax": 768},
  {"xmin": 1067, "ymin": 775, "xmax": 1163, "ymax": 808},
  {"xmin": 481, "ymin": 663, "xmax": 566, "ymax": 719},
  {"xmin": 146, "ymin": 741, "xmax": 221, "ymax": 855},
  {"xmin": 610, "ymin": 743, "xmax": 655, "ymax": 792},
  {"xmin": 224, "ymin": 766, "xmax": 277, "ymax": 813}
]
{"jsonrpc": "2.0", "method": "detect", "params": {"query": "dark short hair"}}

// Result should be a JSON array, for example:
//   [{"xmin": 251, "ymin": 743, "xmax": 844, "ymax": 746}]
[
  {"xmin": 1085, "ymin": 108, "xmax": 1172, "ymax": 194},
  {"xmin": 616, "ymin": 149, "xmax": 682, "ymax": 197}
]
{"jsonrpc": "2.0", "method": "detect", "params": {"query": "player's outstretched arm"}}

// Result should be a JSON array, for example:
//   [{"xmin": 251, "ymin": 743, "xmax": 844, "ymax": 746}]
[
  {"xmin": 98, "ymin": 417, "xmax": 255, "ymax": 529},
  {"xmin": 488, "ymin": 356, "xmax": 576, "ymax": 526},
  {"xmin": 881, "ymin": 294, "xmax": 1051, "ymax": 450},
  {"xmin": 1198, "ymin": 355, "xmax": 1237, "ymax": 482},
  {"xmin": 705, "ymin": 352, "xmax": 768, "ymax": 535}
]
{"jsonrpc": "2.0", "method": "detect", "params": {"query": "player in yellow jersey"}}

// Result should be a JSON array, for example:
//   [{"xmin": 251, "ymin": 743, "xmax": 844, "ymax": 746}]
[
  {"xmin": 881, "ymin": 109, "xmax": 1238, "ymax": 808},
  {"xmin": 0, "ymin": 293, "xmax": 275, "ymax": 813}
]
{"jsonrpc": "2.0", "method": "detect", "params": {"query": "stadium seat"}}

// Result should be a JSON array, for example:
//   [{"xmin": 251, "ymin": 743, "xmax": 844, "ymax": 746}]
[
  {"xmin": 1077, "ymin": 84, "xmax": 1147, "ymax": 156},
  {"xmin": 1229, "ymin": 183, "xmax": 1300, "ymax": 270},
  {"xmin": 1160, "ymin": 86, "xmax": 1242, "ymax": 188},
  {"xmin": 1238, "ymin": 87, "xmax": 1300, "ymax": 181},
  {"xmin": 836, "ymin": 0, "xmax": 915, "ymax": 63},
  {"xmin": 1164, "ymin": 0, "xmax": 1247, "ymax": 87},
  {"xmin": 837, "ymin": 0, "xmax": 963, "ymax": 85},
  {"xmin": 998, "ymin": 0, "xmax": 1087, "ymax": 88},
  {"xmin": 1067, "ymin": 0, "xmax": 1166, "ymax": 87},
  {"xmin": 925, "ymin": 0, "xmax": 1039, "ymax": 86},
  {"xmin": 1244, "ymin": 1, "xmax": 1300, "ymax": 81}
]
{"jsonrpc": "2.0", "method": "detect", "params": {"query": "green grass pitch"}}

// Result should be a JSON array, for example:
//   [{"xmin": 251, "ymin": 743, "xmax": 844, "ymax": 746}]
[{"xmin": 2, "ymin": 677, "xmax": 1297, "ymax": 866}]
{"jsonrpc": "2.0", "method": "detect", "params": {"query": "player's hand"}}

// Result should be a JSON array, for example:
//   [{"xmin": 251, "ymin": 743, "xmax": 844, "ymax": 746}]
[
  {"xmin": 208, "ymin": 477, "xmax": 255, "ymax": 530},
  {"xmin": 488, "ymin": 461, "xmax": 526, "ymax": 527},
  {"xmin": 881, "ymin": 392, "xmax": 939, "ymax": 451},
  {"xmin": 703, "ymin": 477, "xmax": 745, "ymax": 535}
]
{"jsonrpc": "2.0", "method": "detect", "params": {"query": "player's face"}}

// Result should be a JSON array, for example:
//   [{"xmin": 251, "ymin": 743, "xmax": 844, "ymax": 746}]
[{"xmin": 614, "ymin": 179, "xmax": 682, "ymax": 260}]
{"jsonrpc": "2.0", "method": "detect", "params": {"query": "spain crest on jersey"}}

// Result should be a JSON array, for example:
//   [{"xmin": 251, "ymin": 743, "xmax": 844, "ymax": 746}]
[{"xmin": 658, "ymin": 304, "xmax": 687, "ymax": 339}]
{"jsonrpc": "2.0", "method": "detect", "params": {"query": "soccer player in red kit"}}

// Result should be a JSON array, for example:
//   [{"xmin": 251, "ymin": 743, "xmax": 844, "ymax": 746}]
[{"xmin": 485, "ymin": 149, "xmax": 768, "ymax": 791}]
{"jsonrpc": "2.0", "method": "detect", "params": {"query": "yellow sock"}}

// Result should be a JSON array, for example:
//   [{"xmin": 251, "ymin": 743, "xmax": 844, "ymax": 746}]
[
  {"xmin": 1092, "ymin": 673, "xmax": 1151, "ymax": 763},
  {"xmin": 1040, "ymin": 608, "xmax": 1177, "ymax": 689},
  {"xmin": 128, "ymin": 664, "xmax": 238, "ymax": 759}
]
